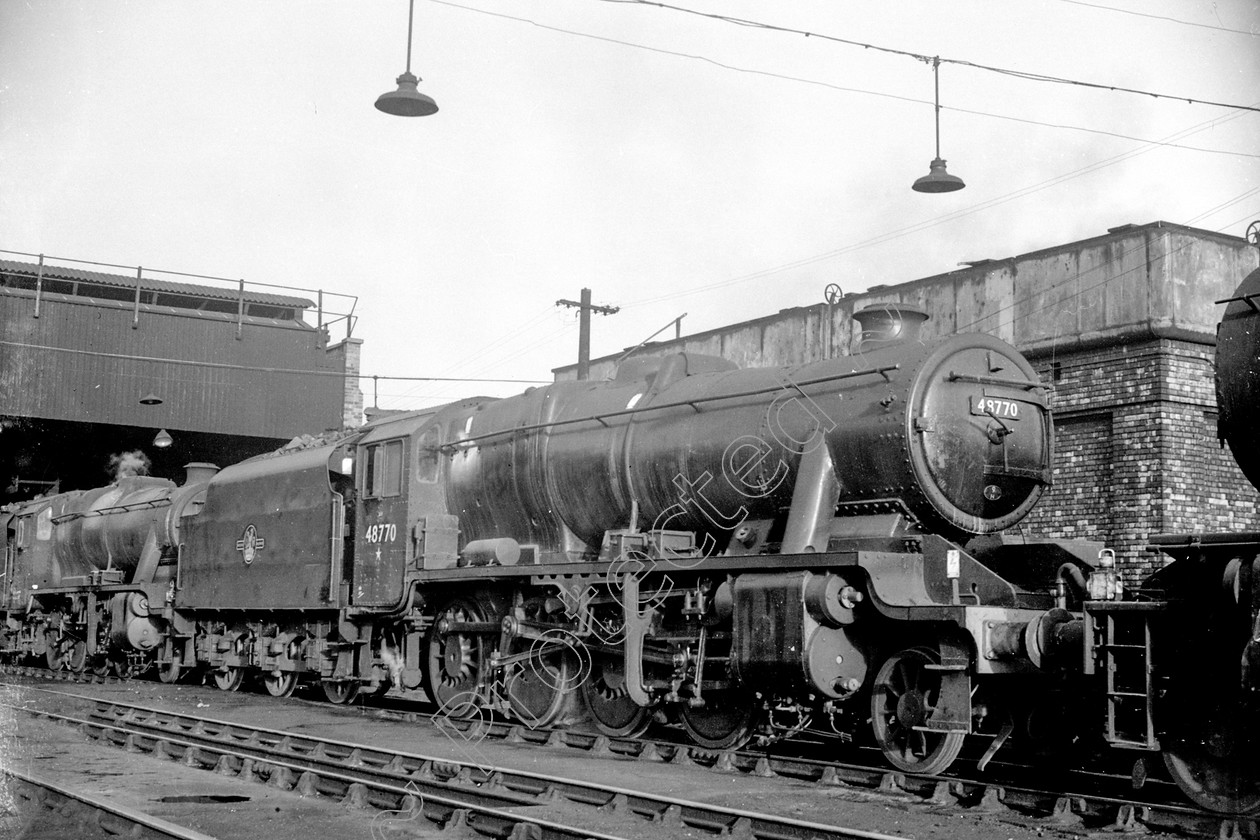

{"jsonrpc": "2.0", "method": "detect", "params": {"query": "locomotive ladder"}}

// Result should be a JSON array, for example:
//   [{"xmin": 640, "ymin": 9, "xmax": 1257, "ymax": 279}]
[{"xmin": 1086, "ymin": 602, "xmax": 1160, "ymax": 750}]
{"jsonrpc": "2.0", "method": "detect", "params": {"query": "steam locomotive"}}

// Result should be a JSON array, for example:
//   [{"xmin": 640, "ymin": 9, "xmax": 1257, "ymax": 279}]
[
  {"xmin": 0, "ymin": 284, "xmax": 1254, "ymax": 813},
  {"xmin": 1091, "ymin": 262, "xmax": 1260, "ymax": 814}
]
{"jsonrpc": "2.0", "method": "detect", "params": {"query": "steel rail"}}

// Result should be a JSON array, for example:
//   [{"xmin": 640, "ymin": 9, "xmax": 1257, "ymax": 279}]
[
  {"xmin": 13, "ymin": 703, "xmax": 640, "ymax": 840},
  {"xmin": 14, "ymin": 697, "xmax": 910, "ymax": 840},
  {"xmin": 4, "ymin": 766, "xmax": 221, "ymax": 840},
  {"xmin": 3, "ymin": 669, "xmax": 1244, "ymax": 839},
  {"xmin": 89, "ymin": 699, "xmax": 908, "ymax": 840}
]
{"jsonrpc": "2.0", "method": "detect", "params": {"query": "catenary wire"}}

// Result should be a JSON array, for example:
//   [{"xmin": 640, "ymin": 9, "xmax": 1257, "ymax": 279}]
[
  {"xmin": 1051, "ymin": 0, "xmax": 1259, "ymax": 36},
  {"xmin": 429, "ymin": 0, "xmax": 1257, "ymax": 159},
  {"xmin": 619, "ymin": 105, "xmax": 1255, "ymax": 309},
  {"xmin": 0, "ymin": 340, "xmax": 548, "ymax": 384},
  {"xmin": 599, "ymin": 0, "xmax": 1260, "ymax": 113}
]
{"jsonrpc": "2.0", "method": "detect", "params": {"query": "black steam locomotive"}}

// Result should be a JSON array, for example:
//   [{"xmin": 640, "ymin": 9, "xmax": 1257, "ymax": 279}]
[
  {"xmin": 0, "ymin": 286, "xmax": 1254, "ymax": 813},
  {"xmin": 1090, "ymin": 262, "xmax": 1260, "ymax": 814}
]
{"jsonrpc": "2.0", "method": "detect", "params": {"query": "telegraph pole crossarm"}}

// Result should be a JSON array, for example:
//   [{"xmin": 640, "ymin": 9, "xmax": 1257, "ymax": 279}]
[{"xmin": 556, "ymin": 288, "xmax": 620, "ymax": 380}]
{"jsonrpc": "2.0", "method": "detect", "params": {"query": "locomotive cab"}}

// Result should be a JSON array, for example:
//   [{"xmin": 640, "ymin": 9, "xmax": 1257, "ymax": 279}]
[{"xmin": 346, "ymin": 406, "xmax": 469, "ymax": 607}]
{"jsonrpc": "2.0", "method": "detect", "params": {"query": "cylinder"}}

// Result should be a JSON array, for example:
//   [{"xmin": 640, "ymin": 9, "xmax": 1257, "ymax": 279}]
[{"xmin": 460, "ymin": 538, "xmax": 522, "ymax": 567}]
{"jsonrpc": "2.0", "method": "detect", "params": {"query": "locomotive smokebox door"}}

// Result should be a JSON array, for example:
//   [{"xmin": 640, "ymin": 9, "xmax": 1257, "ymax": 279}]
[
  {"xmin": 353, "ymin": 434, "xmax": 409, "ymax": 606},
  {"xmin": 907, "ymin": 335, "xmax": 1052, "ymax": 535}
]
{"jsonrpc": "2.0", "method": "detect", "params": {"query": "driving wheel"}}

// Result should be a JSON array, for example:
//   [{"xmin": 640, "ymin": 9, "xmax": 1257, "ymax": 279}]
[
  {"xmin": 581, "ymin": 655, "xmax": 651, "ymax": 738},
  {"xmin": 426, "ymin": 598, "xmax": 489, "ymax": 718},
  {"xmin": 504, "ymin": 631, "xmax": 580, "ymax": 728},
  {"xmin": 678, "ymin": 689, "xmax": 754, "ymax": 750},
  {"xmin": 870, "ymin": 646, "xmax": 966, "ymax": 775}
]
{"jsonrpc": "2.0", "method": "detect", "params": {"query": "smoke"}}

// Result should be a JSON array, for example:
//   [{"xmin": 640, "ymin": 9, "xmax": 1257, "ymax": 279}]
[{"xmin": 109, "ymin": 450, "xmax": 151, "ymax": 480}]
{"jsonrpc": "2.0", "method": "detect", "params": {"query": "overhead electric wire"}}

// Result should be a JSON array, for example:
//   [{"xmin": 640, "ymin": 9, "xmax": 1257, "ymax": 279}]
[
  {"xmin": 602, "ymin": 0, "xmax": 1260, "ymax": 114},
  {"xmin": 390, "ymin": 318, "xmax": 579, "ymax": 410},
  {"xmin": 1051, "ymin": 0, "xmax": 1260, "ymax": 36},
  {"xmin": 431, "ymin": 0, "xmax": 1257, "ymax": 160},
  {"xmin": 620, "ymin": 104, "xmax": 1256, "ymax": 310},
  {"xmin": 0, "ymin": 339, "xmax": 548, "ymax": 383},
  {"xmin": 388, "ymin": 303, "xmax": 559, "ymax": 403},
  {"xmin": 1182, "ymin": 186, "xmax": 1260, "ymax": 226},
  {"xmin": 462, "ymin": 319, "xmax": 578, "ymax": 378}
]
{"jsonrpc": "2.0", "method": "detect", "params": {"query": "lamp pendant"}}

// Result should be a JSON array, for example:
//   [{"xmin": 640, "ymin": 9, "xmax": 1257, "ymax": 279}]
[
  {"xmin": 376, "ymin": 0, "xmax": 438, "ymax": 116},
  {"xmin": 912, "ymin": 57, "xmax": 965, "ymax": 193}
]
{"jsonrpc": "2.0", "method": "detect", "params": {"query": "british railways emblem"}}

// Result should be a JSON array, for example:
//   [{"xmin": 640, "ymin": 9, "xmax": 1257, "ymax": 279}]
[{"xmin": 236, "ymin": 524, "xmax": 266, "ymax": 565}]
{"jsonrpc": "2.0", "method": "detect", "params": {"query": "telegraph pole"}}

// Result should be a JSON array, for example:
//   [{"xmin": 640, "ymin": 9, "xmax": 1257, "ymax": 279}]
[{"xmin": 556, "ymin": 288, "xmax": 619, "ymax": 380}]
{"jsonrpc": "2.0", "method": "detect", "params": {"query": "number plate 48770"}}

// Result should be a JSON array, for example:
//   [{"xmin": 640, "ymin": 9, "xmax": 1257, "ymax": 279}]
[{"xmin": 971, "ymin": 395, "xmax": 1021, "ymax": 419}]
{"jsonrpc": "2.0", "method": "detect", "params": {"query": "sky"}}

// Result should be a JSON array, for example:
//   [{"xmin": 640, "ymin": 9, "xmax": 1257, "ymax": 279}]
[{"xmin": 2, "ymin": 0, "xmax": 1258, "ymax": 413}]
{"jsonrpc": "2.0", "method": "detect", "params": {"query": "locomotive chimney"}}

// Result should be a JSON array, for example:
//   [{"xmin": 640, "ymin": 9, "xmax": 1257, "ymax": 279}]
[
  {"xmin": 853, "ymin": 303, "xmax": 929, "ymax": 351},
  {"xmin": 183, "ymin": 462, "xmax": 220, "ymax": 485}
]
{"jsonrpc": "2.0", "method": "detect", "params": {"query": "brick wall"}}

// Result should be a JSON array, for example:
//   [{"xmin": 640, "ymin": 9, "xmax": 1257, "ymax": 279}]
[
  {"xmin": 1025, "ymin": 338, "xmax": 1260, "ymax": 588},
  {"xmin": 327, "ymin": 337, "xmax": 365, "ymax": 428},
  {"xmin": 1021, "ymin": 412, "xmax": 1113, "ymax": 544}
]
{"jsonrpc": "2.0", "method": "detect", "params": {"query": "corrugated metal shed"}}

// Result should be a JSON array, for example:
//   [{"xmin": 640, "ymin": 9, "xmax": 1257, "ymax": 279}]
[{"xmin": 1, "ymin": 281, "xmax": 346, "ymax": 439}]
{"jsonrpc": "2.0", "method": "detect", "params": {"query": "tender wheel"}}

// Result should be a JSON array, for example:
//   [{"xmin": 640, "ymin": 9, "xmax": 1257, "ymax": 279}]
[
  {"xmin": 678, "ymin": 690, "xmax": 754, "ymax": 750},
  {"xmin": 44, "ymin": 631, "xmax": 67, "ymax": 672},
  {"xmin": 322, "ymin": 680, "xmax": 360, "ymax": 704},
  {"xmin": 870, "ymin": 646, "xmax": 966, "ymax": 775},
  {"xmin": 263, "ymin": 672, "xmax": 298, "ymax": 698},
  {"xmin": 426, "ymin": 598, "xmax": 489, "ymax": 718},
  {"xmin": 581, "ymin": 656, "xmax": 651, "ymax": 738},
  {"xmin": 213, "ymin": 666, "xmax": 245, "ymax": 691},
  {"xmin": 66, "ymin": 640, "xmax": 87, "ymax": 674},
  {"xmin": 504, "ymin": 631, "xmax": 581, "ymax": 728}
]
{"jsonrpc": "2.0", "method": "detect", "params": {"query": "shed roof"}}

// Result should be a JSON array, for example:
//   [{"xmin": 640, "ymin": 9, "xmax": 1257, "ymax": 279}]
[{"xmin": 0, "ymin": 258, "xmax": 314, "ymax": 309}]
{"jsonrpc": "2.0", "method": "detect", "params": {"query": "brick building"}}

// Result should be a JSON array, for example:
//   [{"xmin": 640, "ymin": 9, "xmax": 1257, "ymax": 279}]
[{"xmin": 555, "ymin": 222, "xmax": 1260, "ymax": 586}]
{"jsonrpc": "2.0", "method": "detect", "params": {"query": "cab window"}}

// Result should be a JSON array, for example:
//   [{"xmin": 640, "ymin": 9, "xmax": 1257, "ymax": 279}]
[{"xmin": 363, "ymin": 439, "xmax": 405, "ymax": 498}]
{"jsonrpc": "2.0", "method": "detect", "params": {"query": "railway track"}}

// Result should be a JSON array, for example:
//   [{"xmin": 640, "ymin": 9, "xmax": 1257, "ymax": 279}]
[
  {"xmin": 3, "ymin": 766, "xmax": 220, "ymax": 840},
  {"xmin": 8, "ymin": 693, "xmax": 911, "ymax": 840},
  {"xmin": 387, "ymin": 710, "xmax": 1250, "ymax": 840},
  {"xmin": 4, "ymin": 664, "xmax": 1257, "ymax": 839}
]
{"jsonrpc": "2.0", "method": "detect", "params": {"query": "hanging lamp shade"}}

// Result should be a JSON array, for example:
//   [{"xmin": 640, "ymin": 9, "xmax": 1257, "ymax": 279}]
[
  {"xmin": 375, "ymin": 71, "xmax": 438, "ymax": 117},
  {"xmin": 912, "ymin": 57, "xmax": 965, "ymax": 194},
  {"xmin": 376, "ymin": 0, "xmax": 438, "ymax": 117},
  {"xmin": 153, "ymin": 429, "xmax": 173, "ymax": 449},
  {"xmin": 912, "ymin": 158, "xmax": 965, "ymax": 193},
  {"xmin": 139, "ymin": 393, "xmax": 163, "ymax": 405}
]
